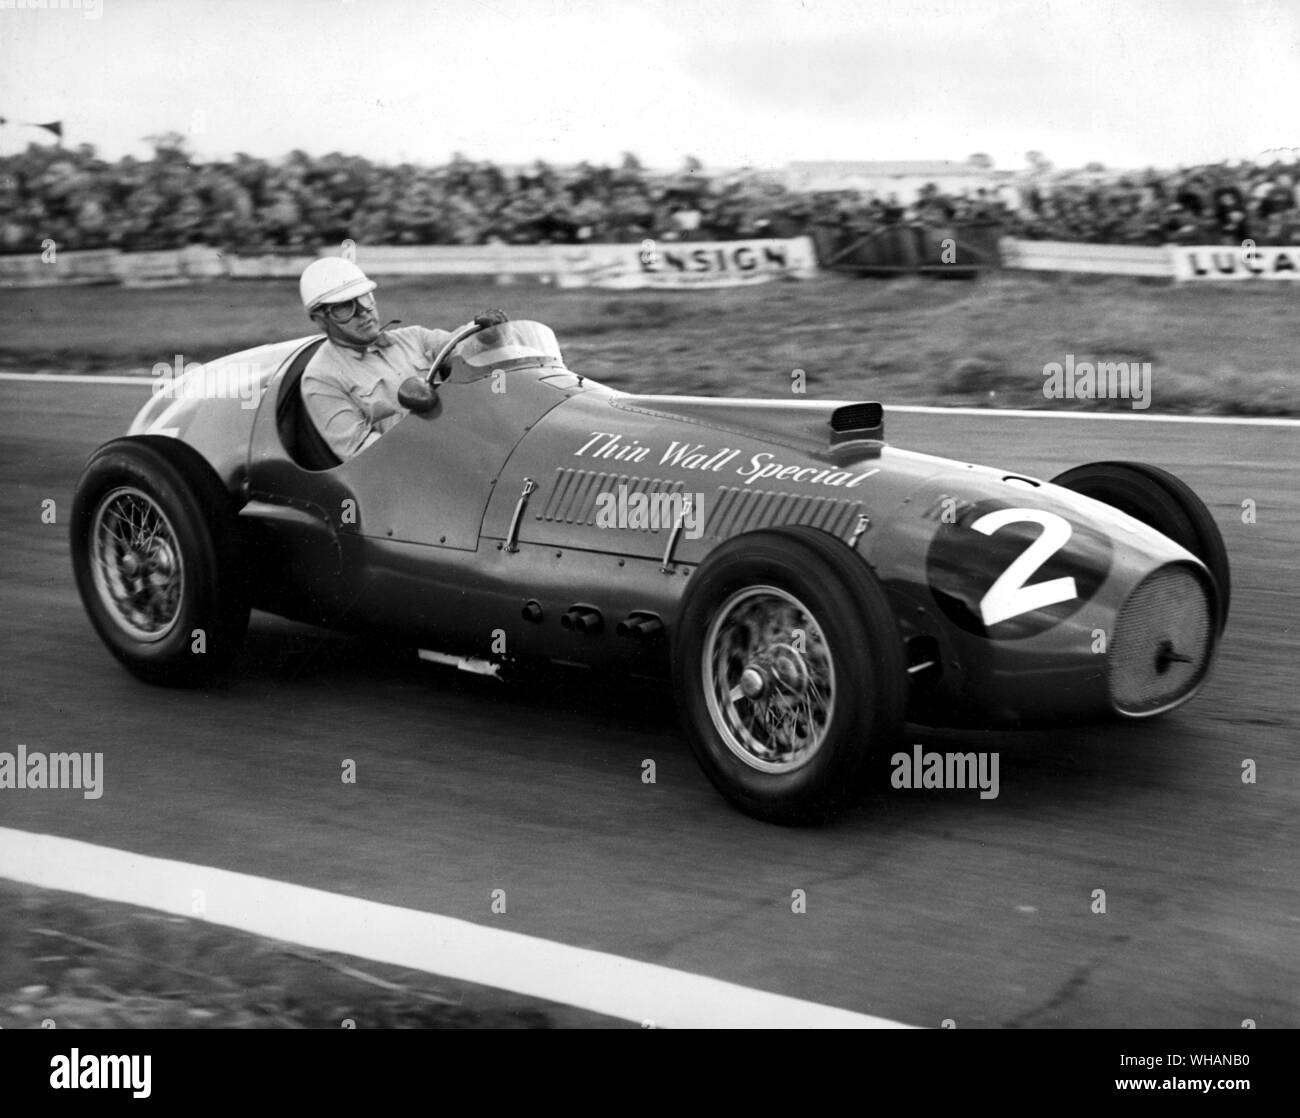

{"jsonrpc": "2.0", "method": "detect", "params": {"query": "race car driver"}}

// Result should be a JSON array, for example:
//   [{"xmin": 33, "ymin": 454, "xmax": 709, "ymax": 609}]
[{"xmin": 298, "ymin": 257, "xmax": 503, "ymax": 461}]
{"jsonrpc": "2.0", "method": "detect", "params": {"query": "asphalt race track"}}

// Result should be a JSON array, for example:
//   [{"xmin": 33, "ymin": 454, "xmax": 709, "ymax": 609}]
[{"xmin": 1, "ymin": 378, "xmax": 1296, "ymax": 1028}]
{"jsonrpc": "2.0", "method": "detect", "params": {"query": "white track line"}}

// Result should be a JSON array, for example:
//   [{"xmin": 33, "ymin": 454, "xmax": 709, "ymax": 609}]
[
  {"xmin": 887, "ymin": 404, "xmax": 1300, "ymax": 427},
  {"xmin": 2, "ymin": 371, "xmax": 1296, "ymax": 426},
  {"xmin": 0, "ymin": 372, "xmax": 157, "ymax": 386},
  {"xmin": 0, "ymin": 828, "xmax": 910, "ymax": 1029}
]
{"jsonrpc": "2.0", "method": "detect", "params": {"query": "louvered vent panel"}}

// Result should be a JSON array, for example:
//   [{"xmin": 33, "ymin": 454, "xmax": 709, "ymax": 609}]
[
  {"xmin": 704, "ymin": 487, "xmax": 864, "ymax": 539},
  {"xmin": 539, "ymin": 468, "xmax": 690, "ymax": 531}
]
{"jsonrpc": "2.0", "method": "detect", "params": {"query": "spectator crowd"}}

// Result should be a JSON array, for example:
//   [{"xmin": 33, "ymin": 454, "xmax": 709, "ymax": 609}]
[
  {"xmin": 1012, "ymin": 166, "xmax": 1300, "ymax": 246},
  {"xmin": 2, "ymin": 134, "xmax": 1299, "ymax": 254}
]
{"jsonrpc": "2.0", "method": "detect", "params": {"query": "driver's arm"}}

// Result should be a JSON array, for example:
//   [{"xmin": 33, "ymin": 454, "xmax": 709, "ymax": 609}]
[
  {"xmin": 408, "ymin": 325, "xmax": 453, "ymax": 365},
  {"xmin": 301, "ymin": 370, "xmax": 376, "ymax": 461}
]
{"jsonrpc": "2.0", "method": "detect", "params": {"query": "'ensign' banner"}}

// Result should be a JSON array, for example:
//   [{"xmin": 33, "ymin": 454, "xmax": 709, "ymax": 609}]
[
  {"xmin": 1171, "ymin": 245, "xmax": 1300, "ymax": 281},
  {"xmin": 554, "ymin": 237, "xmax": 817, "ymax": 289}
]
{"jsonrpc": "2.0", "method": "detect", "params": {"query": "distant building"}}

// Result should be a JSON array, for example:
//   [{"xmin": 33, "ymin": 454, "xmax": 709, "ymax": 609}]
[{"xmin": 785, "ymin": 160, "xmax": 1004, "ymax": 202}]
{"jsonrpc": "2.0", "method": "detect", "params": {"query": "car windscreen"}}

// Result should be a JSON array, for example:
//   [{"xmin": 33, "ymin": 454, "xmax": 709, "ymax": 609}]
[{"xmin": 455, "ymin": 320, "xmax": 564, "ymax": 368}]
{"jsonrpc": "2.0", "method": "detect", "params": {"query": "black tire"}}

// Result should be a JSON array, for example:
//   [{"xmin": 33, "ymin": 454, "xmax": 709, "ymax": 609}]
[
  {"xmin": 672, "ymin": 525, "xmax": 906, "ymax": 824},
  {"xmin": 1049, "ymin": 461, "xmax": 1230, "ymax": 632},
  {"xmin": 70, "ymin": 437, "xmax": 250, "ymax": 685}
]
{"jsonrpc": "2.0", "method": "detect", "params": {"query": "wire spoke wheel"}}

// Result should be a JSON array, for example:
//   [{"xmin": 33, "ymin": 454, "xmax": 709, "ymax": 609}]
[
  {"xmin": 673, "ymin": 526, "xmax": 906, "ymax": 824},
  {"xmin": 704, "ymin": 586, "xmax": 836, "ymax": 774},
  {"xmin": 90, "ymin": 487, "xmax": 185, "ymax": 642},
  {"xmin": 71, "ymin": 438, "xmax": 250, "ymax": 686}
]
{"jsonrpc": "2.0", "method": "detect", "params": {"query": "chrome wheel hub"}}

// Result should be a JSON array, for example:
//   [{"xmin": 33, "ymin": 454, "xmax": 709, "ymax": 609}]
[
  {"xmin": 89, "ymin": 487, "xmax": 185, "ymax": 642},
  {"xmin": 702, "ymin": 586, "xmax": 836, "ymax": 773}
]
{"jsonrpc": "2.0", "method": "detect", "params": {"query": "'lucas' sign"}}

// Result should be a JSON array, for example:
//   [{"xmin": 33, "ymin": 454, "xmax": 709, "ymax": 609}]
[{"xmin": 1172, "ymin": 244, "xmax": 1300, "ymax": 281}]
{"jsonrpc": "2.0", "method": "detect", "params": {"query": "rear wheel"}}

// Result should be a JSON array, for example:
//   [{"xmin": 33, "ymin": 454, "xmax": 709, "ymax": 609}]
[
  {"xmin": 672, "ymin": 526, "xmax": 906, "ymax": 824},
  {"xmin": 71, "ymin": 438, "xmax": 250, "ymax": 685},
  {"xmin": 1050, "ymin": 461, "xmax": 1229, "ymax": 632}
]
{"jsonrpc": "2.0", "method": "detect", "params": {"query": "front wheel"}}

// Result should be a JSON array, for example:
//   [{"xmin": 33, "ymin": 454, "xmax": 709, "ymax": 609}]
[
  {"xmin": 672, "ymin": 526, "xmax": 906, "ymax": 824},
  {"xmin": 1050, "ymin": 461, "xmax": 1230, "ymax": 633},
  {"xmin": 71, "ymin": 438, "xmax": 250, "ymax": 685}
]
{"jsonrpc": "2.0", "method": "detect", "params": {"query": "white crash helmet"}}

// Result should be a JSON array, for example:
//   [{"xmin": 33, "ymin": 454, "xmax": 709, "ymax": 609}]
[{"xmin": 300, "ymin": 257, "xmax": 377, "ymax": 312}]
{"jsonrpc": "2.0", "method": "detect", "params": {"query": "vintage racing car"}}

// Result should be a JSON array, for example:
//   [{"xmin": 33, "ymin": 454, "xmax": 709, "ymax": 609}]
[{"xmin": 71, "ymin": 317, "xmax": 1230, "ymax": 822}]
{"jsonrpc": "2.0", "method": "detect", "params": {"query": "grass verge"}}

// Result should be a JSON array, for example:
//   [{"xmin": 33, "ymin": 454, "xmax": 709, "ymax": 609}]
[
  {"xmin": 0, "ymin": 880, "xmax": 628, "ymax": 1029},
  {"xmin": 0, "ymin": 271, "xmax": 1295, "ymax": 415}
]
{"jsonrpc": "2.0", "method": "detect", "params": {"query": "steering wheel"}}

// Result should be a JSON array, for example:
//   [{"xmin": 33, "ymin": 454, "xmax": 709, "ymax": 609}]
[
  {"xmin": 398, "ymin": 311, "xmax": 507, "ymax": 414},
  {"xmin": 429, "ymin": 310, "xmax": 509, "ymax": 386}
]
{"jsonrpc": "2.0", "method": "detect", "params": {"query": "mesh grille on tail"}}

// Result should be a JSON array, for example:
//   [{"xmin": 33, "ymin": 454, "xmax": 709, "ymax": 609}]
[{"xmin": 1109, "ymin": 563, "xmax": 1214, "ymax": 716}]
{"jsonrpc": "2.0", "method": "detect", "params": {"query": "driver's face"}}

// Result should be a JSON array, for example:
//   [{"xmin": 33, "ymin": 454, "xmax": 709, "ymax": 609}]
[{"xmin": 312, "ymin": 292, "xmax": 382, "ymax": 348}]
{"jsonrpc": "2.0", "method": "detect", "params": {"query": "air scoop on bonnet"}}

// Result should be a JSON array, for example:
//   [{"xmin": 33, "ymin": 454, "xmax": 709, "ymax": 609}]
[
  {"xmin": 826, "ymin": 403, "xmax": 885, "ymax": 462},
  {"xmin": 829, "ymin": 402, "xmax": 884, "ymax": 441}
]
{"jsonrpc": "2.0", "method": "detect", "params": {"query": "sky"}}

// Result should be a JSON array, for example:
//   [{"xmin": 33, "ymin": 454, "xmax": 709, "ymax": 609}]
[{"xmin": 1, "ymin": 0, "xmax": 1297, "ymax": 171}]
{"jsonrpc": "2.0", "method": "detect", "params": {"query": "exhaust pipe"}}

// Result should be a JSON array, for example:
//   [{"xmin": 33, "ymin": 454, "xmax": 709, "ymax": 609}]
[
  {"xmin": 616, "ymin": 612, "xmax": 664, "ymax": 640},
  {"xmin": 561, "ymin": 605, "xmax": 603, "ymax": 635}
]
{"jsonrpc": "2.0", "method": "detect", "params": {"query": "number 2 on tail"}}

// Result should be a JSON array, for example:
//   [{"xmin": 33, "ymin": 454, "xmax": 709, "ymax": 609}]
[{"xmin": 971, "ymin": 508, "xmax": 1077, "ymax": 627}]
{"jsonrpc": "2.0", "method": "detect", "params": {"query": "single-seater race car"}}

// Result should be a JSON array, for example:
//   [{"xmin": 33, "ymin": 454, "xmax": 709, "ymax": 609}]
[{"xmin": 71, "ymin": 316, "xmax": 1230, "ymax": 823}]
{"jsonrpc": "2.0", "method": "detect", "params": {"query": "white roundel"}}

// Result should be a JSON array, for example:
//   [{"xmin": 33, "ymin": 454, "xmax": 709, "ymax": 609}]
[{"xmin": 925, "ymin": 500, "xmax": 1113, "ymax": 639}]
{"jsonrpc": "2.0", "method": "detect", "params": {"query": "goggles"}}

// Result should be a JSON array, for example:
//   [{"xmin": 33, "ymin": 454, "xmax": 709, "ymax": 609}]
[{"xmin": 318, "ymin": 292, "xmax": 376, "ymax": 323}]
